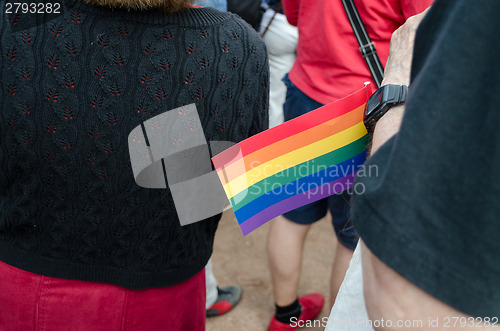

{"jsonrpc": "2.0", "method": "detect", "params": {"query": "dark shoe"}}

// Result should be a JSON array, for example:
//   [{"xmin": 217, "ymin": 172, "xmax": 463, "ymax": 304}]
[
  {"xmin": 206, "ymin": 285, "xmax": 243, "ymax": 317},
  {"xmin": 267, "ymin": 293, "xmax": 325, "ymax": 331}
]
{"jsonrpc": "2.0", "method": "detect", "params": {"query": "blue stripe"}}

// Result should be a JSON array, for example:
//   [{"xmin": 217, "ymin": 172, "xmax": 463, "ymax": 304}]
[{"xmin": 234, "ymin": 152, "xmax": 367, "ymax": 224}]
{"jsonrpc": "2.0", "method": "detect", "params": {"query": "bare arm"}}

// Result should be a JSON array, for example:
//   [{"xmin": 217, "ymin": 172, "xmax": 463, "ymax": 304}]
[
  {"xmin": 369, "ymin": 9, "xmax": 426, "ymax": 155},
  {"xmin": 362, "ymin": 241, "xmax": 499, "ymax": 330},
  {"xmin": 362, "ymin": 7, "xmax": 497, "ymax": 330}
]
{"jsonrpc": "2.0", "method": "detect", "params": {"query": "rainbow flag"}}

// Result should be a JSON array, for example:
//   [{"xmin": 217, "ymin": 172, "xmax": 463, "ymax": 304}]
[{"xmin": 212, "ymin": 84, "xmax": 372, "ymax": 235}]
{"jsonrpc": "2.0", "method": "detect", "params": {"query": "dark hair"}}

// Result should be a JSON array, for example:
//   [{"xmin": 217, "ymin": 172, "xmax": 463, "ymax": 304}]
[{"xmin": 82, "ymin": 0, "xmax": 195, "ymax": 13}]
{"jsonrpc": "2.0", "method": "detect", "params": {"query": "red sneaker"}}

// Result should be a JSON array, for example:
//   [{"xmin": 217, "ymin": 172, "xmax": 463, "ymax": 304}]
[{"xmin": 267, "ymin": 293, "xmax": 325, "ymax": 331}]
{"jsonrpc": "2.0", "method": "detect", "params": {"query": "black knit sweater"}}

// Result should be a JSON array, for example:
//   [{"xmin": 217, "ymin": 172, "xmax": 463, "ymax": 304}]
[{"xmin": 0, "ymin": 0, "xmax": 269, "ymax": 289}]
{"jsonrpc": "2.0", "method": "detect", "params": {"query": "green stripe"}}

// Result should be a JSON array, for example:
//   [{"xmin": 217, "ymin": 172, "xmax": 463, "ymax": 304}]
[{"xmin": 230, "ymin": 135, "xmax": 368, "ymax": 211}]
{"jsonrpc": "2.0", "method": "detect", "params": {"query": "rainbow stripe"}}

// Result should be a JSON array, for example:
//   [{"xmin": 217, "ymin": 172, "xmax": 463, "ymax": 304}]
[{"xmin": 212, "ymin": 85, "xmax": 372, "ymax": 235}]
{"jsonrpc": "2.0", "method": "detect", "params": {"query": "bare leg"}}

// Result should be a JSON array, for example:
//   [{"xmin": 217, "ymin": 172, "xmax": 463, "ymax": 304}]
[
  {"xmin": 267, "ymin": 215, "xmax": 311, "ymax": 306},
  {"xmin": 329, "ymin": 242, "xmax": 354, "ymax": 308}
]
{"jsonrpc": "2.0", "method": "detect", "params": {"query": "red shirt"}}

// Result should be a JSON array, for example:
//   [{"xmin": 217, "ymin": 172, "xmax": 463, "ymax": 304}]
[{"xmin": 283, "ymin": 0, "xmax": 433, "ymax": 104}]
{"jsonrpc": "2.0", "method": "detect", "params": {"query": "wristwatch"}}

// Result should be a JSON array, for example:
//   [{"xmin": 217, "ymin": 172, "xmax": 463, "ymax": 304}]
[{"xmin": 364, "ymin": 84, "xmax": 408, "ymax": 129}]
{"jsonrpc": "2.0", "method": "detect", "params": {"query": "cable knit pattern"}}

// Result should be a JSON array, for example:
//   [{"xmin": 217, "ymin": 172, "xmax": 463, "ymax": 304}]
[{"xmin": 0, "ymin": 1, "xmax": 269, "ymax": 289}]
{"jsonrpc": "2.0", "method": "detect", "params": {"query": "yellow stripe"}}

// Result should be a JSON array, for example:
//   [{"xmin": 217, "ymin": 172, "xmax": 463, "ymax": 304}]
[
  {"xmin": 219, "ymin": 122, "xmax": 367, "ymax": 199},
  {"xmin": 216, "ymin": 169, "xmax": 233, "ymax": 200}
]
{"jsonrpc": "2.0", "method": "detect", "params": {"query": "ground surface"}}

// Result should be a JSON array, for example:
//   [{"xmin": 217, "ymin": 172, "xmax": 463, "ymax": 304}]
[{"xmin": 206, "ymin": 211, "xmax": 339, "ymax": 331}]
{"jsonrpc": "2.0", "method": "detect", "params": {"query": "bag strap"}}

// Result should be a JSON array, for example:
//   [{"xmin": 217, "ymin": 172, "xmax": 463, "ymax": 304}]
[
  {"xmin": 342, "ymin": 0, "xmax": 384, "ymax": 87},
  {"xmin": 260, "ymin": 2, "xmax": 282, "ymax": 38}
]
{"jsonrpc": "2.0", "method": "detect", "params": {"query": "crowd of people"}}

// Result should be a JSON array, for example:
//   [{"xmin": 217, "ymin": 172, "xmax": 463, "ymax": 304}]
[{"xmin": 1, "ymin": 0, "xmax": 499, "ymax": 330}]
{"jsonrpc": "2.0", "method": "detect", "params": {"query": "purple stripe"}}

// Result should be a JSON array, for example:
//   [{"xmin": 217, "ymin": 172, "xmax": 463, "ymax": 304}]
[{"xmin": 239, "ymin": 172, "xmax": 358, "ymax": 236}]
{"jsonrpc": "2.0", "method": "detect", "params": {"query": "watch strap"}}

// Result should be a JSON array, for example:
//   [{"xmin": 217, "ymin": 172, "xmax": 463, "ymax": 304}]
[{"xmin": 387, "ymin": 84, "xmax": 408, "ymax": 105}]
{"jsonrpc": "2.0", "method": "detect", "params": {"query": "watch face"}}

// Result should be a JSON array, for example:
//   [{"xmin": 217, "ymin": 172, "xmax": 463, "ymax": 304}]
[
  {"xmin": 365, "ymin": 88, "xmax": 384, "ymax": 118},
  {"xmin": 364, "ymin": 85, "xmax": 407, "ymax": 129}
]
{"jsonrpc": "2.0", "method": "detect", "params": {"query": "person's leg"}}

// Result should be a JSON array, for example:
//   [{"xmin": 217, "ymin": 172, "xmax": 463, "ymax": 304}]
[
  {"xmin": 325, "ymin": 244, "xmax": 373, "ymax": 331},
  {"xmin": 0, "ymin": 259, "xmax": 126, "ymax": 331},
  {"xmin": 329, "ymin": 241, "xmax": 355, "ymax": 307},
  {"xmin": 205, "ymin": 258, "xmax": 243, "ymax": 317},
  {"xmin": 267, "ymin": 195, "xmax": 329, "ymax": 308},
  {"xmin": 0, "ymin": 260, "xmax": 47, "ymax": 330},
  {"xmin": 267, "ymin": 215, "xmax": 311, "ymax": 306},
  {"xmin": 126, "ymin": 269, "xmax": 206, "ymax": 331},
  {"xmin": 0, "ymin": 259, "xmax": 206, "ymax": 331},
  {"xmin": 266, "ymin": 74, "xmax": 327, "ymax": 330},
  {"xmin": 205, "ymin": 259, "xmax": 218, "ymax": 309},
  {"xmin": 267, "ymin": 200, "xmax": 327, "ymax": 330},
  {"xmin": 328, "ymin": 191, "xmax": 357, "ymax": 307},
  {"xmin": 267, "ymin": 215, "xmax": 325, "ymax": 331}
]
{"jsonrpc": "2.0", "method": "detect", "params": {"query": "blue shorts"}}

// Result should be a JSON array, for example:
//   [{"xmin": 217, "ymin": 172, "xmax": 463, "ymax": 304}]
[{"xmin": 281, "ymin": 74, "xmax": 358, "ymax": 250}]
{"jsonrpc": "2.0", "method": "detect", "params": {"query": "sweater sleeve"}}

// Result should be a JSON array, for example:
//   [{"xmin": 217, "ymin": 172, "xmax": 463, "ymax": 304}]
[
  {"xmin": 401, "ymin": 0, "xmax": 434, "ymax": 19},
  {"xmin": 282, "ymin": 0, "xmax": 300, "ymax": 26}
]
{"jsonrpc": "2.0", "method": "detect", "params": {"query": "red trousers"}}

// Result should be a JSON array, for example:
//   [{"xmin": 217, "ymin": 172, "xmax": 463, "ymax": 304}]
[{"xmin": 0, "ymin": 260, "xmax": 206, "ymax": 331}]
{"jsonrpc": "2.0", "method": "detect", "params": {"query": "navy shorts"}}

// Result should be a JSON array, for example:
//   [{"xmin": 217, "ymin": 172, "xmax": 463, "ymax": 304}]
[{"xmin": 281, "ymin": 74, "xmax": 358, "ymax": 250}]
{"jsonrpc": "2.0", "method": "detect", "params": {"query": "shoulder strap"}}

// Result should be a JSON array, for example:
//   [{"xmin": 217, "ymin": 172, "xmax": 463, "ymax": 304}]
[
  {"xmin": 342, "ymin": 0, "xmax": 384, "ymax": 87},
  {"xmin": 260, "ymin": 2, "xmax": 282, "ymax": 38}
]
